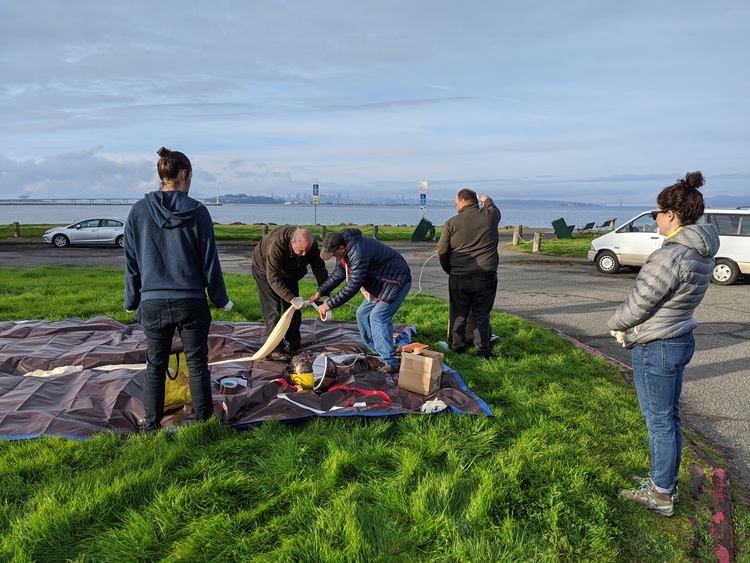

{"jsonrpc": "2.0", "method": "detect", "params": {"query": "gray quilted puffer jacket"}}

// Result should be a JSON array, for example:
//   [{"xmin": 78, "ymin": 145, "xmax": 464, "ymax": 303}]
[{"xmin": 607, "ymin": 223, "xmax": 719, "ymax": 348}]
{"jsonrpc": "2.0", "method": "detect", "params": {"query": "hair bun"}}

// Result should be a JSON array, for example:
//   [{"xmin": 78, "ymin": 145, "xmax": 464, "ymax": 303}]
[
  {"xmin": 683, "ymin": 171, "xmax": 705, "ymax": 190},
  {"xmin": 157, "ymin": 146, "xmax": 171, "ymax": 157}
]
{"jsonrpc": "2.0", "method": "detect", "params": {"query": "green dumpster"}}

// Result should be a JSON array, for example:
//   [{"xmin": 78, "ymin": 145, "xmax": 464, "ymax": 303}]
[
  {"xmin": 411, "ymin": 218, "xmax": 433, "ymax": 242},
  {"xmin": 552, "ymin": 218, "xmax": 574, "ymax": 239}
]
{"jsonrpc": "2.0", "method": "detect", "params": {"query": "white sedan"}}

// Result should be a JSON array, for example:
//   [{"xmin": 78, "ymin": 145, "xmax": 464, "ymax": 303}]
[{"xmin": 42, "ymin": 218, "xmax": 126, "ymax": 248}]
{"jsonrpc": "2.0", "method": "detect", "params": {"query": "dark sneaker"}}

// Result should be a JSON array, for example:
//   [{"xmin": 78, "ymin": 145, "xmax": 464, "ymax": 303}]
[
  {"xmin": 475, "ymin": 351, "xmax": 495, "ymax": 360},
  {"xmin": 139, "ymin": 422, "xmax": 161, "ymax": 433},
  {"xmin": 450, "ymin": 345, "xmax": 466, "ymax": 354},
  {"xmin": 267, "ymin": 350, "xmax": 290, "ymax": 362},
  {"xmin": 628, "ymin": 474, "xmax": 679, "ymax": 503},
  {"xmin": 618, "ymin": 479, "xmax": 674, "ymax": 517},
  {"xmin": 285, "ymin": 347, "xmax": 304, "ymax": 356}
]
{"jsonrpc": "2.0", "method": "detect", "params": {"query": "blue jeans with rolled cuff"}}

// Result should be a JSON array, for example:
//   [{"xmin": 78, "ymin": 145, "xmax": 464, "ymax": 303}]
[
  {"xmin": 631, "ymin": 332, "xmax": 695, "ymax": 493},
  {"xmin": 140, "ymin": 298, "xmax": 214, "ymax": 428},
  {"xmin": 356, "ymin": 280, "xmax": 411, "ymax": 370}
]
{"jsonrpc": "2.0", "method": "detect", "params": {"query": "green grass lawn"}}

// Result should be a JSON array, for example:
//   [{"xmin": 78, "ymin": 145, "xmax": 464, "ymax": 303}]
[
  {"xmin": 0, "ymin": 268, "xmax": 747, "ymax": 562},
  {"xmin": 507, "ymin": 232, "xmax": 600, "ymax": 259},
  {"xmin": 0, "ymin": 222, "xmax": 529, "ymax": 244},
  {"xmin": 0, "ymin": 222, "xmax": 442, "ymax": 243}
]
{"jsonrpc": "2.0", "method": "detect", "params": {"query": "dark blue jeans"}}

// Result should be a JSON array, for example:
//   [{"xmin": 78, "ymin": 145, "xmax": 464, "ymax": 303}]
[
  {"xmin": 140, "ymin": 298, "xmax": 214, "ymax": 427},
  {"xmin": 631, "ymin": 332, "xmax": 695, "ymax": 493}
]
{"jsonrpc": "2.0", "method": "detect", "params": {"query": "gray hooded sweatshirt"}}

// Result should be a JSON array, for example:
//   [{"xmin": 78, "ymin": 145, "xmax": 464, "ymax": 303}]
[
  {"xmin": 607, "ymin": 223, "xmax": 719, "ymax": 348},
  {"xmin": 123, "ymin": 190, "xmax": 229, "ymax": 311}
]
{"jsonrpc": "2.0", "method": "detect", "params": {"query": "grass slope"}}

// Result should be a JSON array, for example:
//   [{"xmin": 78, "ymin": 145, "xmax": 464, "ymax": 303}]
[{"xmin": 0, "ymin": 268, "xmax": 747, "ymax": 562}]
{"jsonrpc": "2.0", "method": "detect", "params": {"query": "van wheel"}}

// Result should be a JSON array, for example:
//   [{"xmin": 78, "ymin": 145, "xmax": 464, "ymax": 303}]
[
  {"xmin": 712, "ymin": 259, "xmax": 740, "ymax": 285},
  {"xmin": 596, "ymin": 251, "xmax": 620, "ymax": 274}
]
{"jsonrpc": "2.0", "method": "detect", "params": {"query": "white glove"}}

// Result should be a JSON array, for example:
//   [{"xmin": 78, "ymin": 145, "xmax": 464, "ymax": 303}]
[
  {"xmin": 291, "ymin": 297, "xmax": 306, "ymax": 310},
  {"xmin": 610, "ymin": 330, "xmax": 625, "ymax": 346},
  {"xmin": 420, "ymin": 399, "xmax": 447, "ymax": 413},
  {"xmin": 222, "ymin": 300, "xmax": 234, "ymax": 312}
]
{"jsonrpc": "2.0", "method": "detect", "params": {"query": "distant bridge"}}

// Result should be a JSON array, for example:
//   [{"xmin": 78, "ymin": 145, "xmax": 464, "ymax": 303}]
[
  {"xmin": 0, "ymin": 198, "xmax": 220, "ymax": 206},
  {"xmin": 0, "ymin": 198, "xmax": 142, "ymax": 205}
]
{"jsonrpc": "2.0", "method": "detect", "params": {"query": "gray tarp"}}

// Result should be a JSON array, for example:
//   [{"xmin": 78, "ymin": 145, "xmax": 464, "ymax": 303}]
[{"xmin": 0, "ymin": 317, "xmax": 492, "ymax": 439}]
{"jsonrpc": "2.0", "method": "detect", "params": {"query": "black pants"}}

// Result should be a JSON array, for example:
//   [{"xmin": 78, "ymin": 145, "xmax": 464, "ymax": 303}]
[
  {"xmin": 140, "ymin": 298, "xmax": 213, "ymax": 427},
  {"xmin": 448, "ymin": 271, "xmax": 497, "ymax": 355},
  {"xmin": 252, "ymin": 266, "xmax": 302, "ymax": 351}
]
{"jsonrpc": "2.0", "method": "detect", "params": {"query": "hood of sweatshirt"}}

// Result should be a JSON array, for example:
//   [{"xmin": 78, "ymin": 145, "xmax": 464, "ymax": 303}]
[
  {"xmin": 144, "ymin": 190, "xmax": 202, "ymax": 229},
  {"xmin": 664, "ymin": 223, "xmax": 720, "ymax": 259}
]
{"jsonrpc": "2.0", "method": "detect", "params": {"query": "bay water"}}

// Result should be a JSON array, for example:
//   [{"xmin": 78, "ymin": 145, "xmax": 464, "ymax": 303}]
[{"xmin": 0, "ymin": 203, "xmax": 646, "ymax": 229}]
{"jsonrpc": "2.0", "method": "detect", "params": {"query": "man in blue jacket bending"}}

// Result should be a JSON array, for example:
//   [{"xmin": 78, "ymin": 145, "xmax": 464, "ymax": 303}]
[{"xmin": 312, "ymin": 229, "xmax": 411, "ymax": 373}]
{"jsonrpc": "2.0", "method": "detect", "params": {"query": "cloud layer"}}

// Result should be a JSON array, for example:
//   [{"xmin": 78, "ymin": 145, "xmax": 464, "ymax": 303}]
[{"xmin": 1, "ymin": 0, "xmax": 748, "ymax": 203}]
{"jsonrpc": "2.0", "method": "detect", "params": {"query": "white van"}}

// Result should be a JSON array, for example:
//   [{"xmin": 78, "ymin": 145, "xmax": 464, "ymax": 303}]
[{"xmin": 588, "ymin": 208, "xmax": 750, "ymax": 285}]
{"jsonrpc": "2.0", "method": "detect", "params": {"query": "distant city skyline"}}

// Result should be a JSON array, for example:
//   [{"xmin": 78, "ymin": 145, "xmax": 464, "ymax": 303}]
[{"xmin": 5, "ymin": 191, "xmax": 744, "ymax": 210}]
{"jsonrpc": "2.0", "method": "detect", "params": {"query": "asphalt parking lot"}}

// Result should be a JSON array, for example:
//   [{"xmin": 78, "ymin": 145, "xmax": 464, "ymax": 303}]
[{"xmin": 3, "ymin": 236, "xmax": 748, "ymax": 488}]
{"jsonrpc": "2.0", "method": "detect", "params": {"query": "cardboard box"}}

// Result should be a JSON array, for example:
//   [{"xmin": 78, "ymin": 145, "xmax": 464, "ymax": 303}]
[
  {"xmin": 398, "ymin": 349, "xmax": 444, "ymax": 395},
  {"xmin": 401, "ymin": 341, "xmax": 429, "ymax": 353}
]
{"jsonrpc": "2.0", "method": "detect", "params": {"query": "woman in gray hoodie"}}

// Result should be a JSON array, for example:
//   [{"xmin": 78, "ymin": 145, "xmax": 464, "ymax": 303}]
[{"xmin": 608, "ymin": 171, "xmax": 719, "ymax": 517}]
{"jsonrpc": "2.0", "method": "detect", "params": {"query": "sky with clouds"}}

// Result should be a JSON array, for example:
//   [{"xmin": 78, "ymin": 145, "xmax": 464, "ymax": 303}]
[{"xmin": 1, "ymin": 0, "xmax": 748, "ymax": 205}]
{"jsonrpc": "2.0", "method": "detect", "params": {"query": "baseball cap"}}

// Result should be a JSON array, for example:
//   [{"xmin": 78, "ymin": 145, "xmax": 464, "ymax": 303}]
[{"xmin": 320, "ymin": 232, "xmax": 345, "ymax": 260}]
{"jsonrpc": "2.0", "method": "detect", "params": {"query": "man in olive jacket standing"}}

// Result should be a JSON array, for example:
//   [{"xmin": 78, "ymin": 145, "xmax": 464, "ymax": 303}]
[
  {"xmin": 438, "ymin": 188, "xmax": 501, "ymax": 358},
  {"xmin": 252, "ymin": 226, "xmax": 328, "ymax": 360}
]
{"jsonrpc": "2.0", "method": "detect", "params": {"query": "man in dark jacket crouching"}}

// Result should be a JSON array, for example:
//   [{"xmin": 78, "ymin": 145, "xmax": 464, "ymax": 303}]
[
  {"xmin": 252, "ymin": 226, "xmax": 329, "ymax": 361},
  {"xmin": 312, "ymin": 229, "xmax": 412, "ymax": 373}
]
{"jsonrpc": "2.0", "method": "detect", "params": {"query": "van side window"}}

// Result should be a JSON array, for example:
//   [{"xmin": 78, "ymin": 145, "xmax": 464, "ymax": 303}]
[
  {"xmin": 705, "ymin": 214, "xmax": 745, "ymax": 236},
  {"xmin": 629, "ymin": 214, "xmax": 659, "ymax": 233}
]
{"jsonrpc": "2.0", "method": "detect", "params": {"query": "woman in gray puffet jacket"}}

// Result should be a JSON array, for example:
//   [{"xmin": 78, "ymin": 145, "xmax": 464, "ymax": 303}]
[{"xmin": 608, "ymin": 171, "xmax": 719, "ymax": 517}]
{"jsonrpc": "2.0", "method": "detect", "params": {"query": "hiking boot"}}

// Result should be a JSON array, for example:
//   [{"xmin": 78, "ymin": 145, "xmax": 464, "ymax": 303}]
[
  {"xmin": 628, "ymin": 474, "xmax": 679, "ymax": 503},
  {"xmin": 618, "ymin": 479, "xmax": 674, "ymax": 517}
]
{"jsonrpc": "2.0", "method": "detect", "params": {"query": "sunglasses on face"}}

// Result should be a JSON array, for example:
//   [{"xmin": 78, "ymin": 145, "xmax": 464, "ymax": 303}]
[{"xmin": 651, "ymin": 210, "xmax": 668, "ymax": 220}]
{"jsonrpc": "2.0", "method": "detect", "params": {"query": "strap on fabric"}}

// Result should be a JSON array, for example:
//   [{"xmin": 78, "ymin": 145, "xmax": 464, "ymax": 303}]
[
  {"xmin": 269, "ymin": 380, "xmax": 391, "ymax": 408},
  {"xmin": 166, "ymin": 353, "xmax": 179, "ymax": 381},
  {"xmin": 328, "ymin": 384, "xmax": 391, "ymax": 407}
]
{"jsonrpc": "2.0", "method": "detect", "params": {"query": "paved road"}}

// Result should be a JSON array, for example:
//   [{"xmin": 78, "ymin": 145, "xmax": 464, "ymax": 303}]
[{"xmin": 3, "ymin": 238, "xmax": 748, "ymax": 487}]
